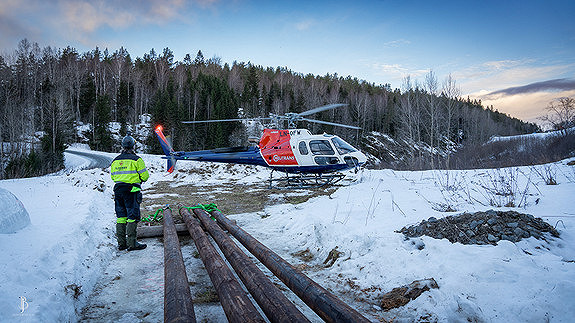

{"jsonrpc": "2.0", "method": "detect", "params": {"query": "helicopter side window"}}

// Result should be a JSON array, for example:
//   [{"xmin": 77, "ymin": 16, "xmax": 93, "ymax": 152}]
[
  {"xmin": 298, "ymin": 141, "xmax": 309, "ymax": 155},
  {"xmin": 331, "ymin": 137, "xmax": 357, "ymax": 155},
  {"xmin": 314, "ymin": 156, "xmax": 339, "ymax": 165},
  {"xmin": 309, "ymin": 140, "xmax": 335, "ymax": 155}
]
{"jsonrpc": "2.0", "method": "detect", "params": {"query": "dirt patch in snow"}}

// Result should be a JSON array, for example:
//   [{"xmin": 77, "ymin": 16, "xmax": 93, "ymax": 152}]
[
  {"xmin": 142, "ymin": 180, "xmax": 336, "ymax": 222},
  {"xmin": 380, "ymin": 278, "xmax": 439, "ymax": 311},
  {"xmin": 398, "ymin": 210, "xmax": 560, "ymax": 245}
]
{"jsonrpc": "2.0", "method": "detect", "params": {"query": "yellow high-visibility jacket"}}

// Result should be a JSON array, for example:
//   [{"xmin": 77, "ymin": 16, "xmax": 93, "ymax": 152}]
[{"xmin": 110, "ymin": 152, "xmax": 149, "ymax": 192}]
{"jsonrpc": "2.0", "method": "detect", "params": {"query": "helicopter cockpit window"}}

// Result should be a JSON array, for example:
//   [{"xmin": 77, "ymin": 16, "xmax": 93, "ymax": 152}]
[
  {"xmin": 309, "ymin": 140, "xmax": 335, "ymax": 155},
  {"xmin": 331, "ymin": 137, "xmax": 357, "ymax": 155},
  {"xmin": 298, "ymin": 141, "xmax": 309, "ymax": 155}
]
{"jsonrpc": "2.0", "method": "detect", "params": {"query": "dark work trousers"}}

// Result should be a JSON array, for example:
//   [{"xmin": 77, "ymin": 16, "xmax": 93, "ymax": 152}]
[{"xmin": 114, "ymin": 184, "xmax": 142, "ymax": 222}]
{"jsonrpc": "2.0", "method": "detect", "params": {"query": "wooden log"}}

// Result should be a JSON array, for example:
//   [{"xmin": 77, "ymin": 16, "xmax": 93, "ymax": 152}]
[
  {"xmin": 179, "ymin": 207, "xmax": 266, "ymax": 323},
  {"xmin": 163, "ymin": 208, "xmax": 196, "ymax": 323},
  {"xmin": 190, "ymin": 207, "xmax": 311, "ymax": 323},
  {"xmin": 137, "ymin": 223, "xmax": 188, "ymax": 238},
  {"xmin": 209, "ymin": 209, "xmax": 371, "ymax": 323}
]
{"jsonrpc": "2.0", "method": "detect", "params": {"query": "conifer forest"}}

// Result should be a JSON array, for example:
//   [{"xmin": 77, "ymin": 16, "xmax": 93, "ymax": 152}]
[{"xmin": 0, "ymin": 39, "xmax": 539, "ymax": 179}]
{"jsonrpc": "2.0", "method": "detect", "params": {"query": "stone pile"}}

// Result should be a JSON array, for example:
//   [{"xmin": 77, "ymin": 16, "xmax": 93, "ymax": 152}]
[{"xmin": 398, "ymin": 210, "xmax": 560, "ymax": 245}]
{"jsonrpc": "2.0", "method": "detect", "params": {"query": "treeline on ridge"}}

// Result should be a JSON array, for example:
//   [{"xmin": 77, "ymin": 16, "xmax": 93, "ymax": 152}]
[{"xmin": 0, "ymin": 39, "xmax": 539, "ymax": 179}]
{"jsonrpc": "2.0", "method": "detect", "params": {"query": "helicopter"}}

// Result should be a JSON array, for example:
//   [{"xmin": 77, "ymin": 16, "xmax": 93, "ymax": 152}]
[{"xmin": 154, "ymin": 104, "xmax": 368, "ymax": 188}]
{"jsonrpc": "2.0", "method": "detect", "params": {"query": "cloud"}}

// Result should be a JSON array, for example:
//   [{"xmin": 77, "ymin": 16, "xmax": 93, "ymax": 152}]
[
  {"xmin": 61, "ymin": 1, "xmax": 134, "ymax": 33},
  {"xmin": 478, "ymin": 89, "xmax": 575, "ymax": 124},
  {"xmin": 58, "ymin": 0, "xmax": 196, "ymax": 33},
  {"xmin": 485, "ymin": 78, "xmax": 575, "ymax": 98},
  {"xmin": 481, "ymin": 59, "xmax": 526, "ymax": 71},
  {"xmin": 43, "ymin": 0, "xmax": 222, "ymax": 47},
  {"xmin": 371, "ymin": 62, "xmax": 428, "ymax": 81},
  {"xmin": 383, "ymin": 39, "xmax": 411, "ymax": 48},
  {"xmin": 455, "ymin": 59, "xmax": 573, "ymax": 95},
  {"xmin": 0, "ymin": 14, "xmax": 29, "ymax": 40},
  {"xmin": 295, "ymin": 19, "xmax": 315, "ymax": 31},
  {"xmin": 467, "ymin": 78, "xmax": 575, "ymax": 124}
]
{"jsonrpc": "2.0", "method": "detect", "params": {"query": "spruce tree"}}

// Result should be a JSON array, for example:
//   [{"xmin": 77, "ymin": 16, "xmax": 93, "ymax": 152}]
[{"xmin": 91, "ymin": 94, "xmax": 113, "ymax": 152}]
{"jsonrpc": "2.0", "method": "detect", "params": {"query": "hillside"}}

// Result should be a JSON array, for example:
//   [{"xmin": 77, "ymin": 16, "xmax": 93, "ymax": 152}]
[{"xmin": 0, "ymin": 42, "xmax": 539, "ymax": 179}]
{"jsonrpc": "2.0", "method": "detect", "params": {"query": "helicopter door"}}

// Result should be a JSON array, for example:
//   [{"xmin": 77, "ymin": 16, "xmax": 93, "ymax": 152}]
[
  {"xmin": 309, "ymin": 140, "xmax": 340, "ymax": 165},
  {"xmin": 294, "ymin": 140, "xmax": 314, "ymax": 166}
]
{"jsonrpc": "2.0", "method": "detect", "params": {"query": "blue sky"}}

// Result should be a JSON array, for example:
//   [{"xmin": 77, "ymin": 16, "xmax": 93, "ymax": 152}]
[{"xmin": 1, "ymin": 0, "xmax": 574, "ymax": 123}]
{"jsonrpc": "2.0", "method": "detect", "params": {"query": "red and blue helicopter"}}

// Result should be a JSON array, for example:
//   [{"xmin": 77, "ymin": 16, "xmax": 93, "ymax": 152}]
[{"xmin": 154, "ymin": 104, "xmax": 367, "ymax": 188}]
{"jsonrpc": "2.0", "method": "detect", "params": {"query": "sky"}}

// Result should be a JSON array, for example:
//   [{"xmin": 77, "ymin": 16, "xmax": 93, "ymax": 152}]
[{"xmin": 0, "ymin": 0, "xmax": 574, "ymax": 125}]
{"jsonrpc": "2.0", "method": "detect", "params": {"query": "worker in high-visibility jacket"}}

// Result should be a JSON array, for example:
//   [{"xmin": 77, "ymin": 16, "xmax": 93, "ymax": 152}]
[{"xmin": 110, "ymin": 134, "xmax": 150, "ymax": 251}]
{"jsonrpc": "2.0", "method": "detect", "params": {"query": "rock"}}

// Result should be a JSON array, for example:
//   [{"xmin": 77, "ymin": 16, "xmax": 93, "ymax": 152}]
[
  {"xmin": 487, "ymin": 218, "xmax": 498, "ymax": 225},
  {"xmin": 469, "ymin": 220, "xmax": 481, "ymax": 229},
  {"xmin": 323, "ymin": 246, "xmax": 343, "ymax": 268},
  {"xmin": 507, "ymin": 222, "xmax": 519, "ymax": 228},
  {"xmin": 487, "ymin": 234, "xmax": 498, "ymax": 242},
  {"xmin": 413, "ymin": 239, "xmax": 425, "ymax": 250},
  {"xmin": 486, "ymin": 210, "xmax": 498, "ymax": 217},
  {"xmin": 466, "ymin": 230, "xmax": 475, "ymax": 237},
  {"xmin": 428, "ymin": 217, "xmax": 438, "ymax": 223},
  {"xmin": 513, "ymin": 227, "xmax": 526, "ymax": 237}
]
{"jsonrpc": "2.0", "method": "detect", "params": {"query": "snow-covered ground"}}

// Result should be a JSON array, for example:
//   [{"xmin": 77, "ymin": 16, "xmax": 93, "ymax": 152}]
[{"xmin": 1, "ymin": 147, "xmax": 574, "ymax": 322}]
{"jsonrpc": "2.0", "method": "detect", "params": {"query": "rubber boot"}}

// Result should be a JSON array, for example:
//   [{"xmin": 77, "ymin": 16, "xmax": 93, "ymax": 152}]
[
  {"xmin": 127, "ymin": 222, "xmax": 147, "ymax": 251},
  {"xmin": 116, "ymin": 223, "xmax": 127, "ymax": 250}
]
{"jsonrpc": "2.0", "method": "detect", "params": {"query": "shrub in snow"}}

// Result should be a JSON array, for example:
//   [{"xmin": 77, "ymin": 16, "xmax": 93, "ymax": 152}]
[{"xmin": 0, "ymin": 187, "xmax": 31, "ymax": 233}]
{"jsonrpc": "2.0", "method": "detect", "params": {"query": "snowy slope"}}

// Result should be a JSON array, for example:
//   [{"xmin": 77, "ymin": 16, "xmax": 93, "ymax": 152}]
[
  {"xmin": 487, "ymin": 126, "xmax": 574, "ymax": 144},
  {"xmin": 0, "ymin": 147, "xmax": 574, "ymax": 322}
]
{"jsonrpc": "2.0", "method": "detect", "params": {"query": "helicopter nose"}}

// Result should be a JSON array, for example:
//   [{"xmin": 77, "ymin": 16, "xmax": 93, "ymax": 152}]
[{"xmin": 355, "ymin": 151, "xmax": 368, "ymax": 164}]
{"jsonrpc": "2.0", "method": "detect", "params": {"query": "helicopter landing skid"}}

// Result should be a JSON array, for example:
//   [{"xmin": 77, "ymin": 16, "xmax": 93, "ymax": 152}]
[{"xmin": 268, "ymin": 170, "xmax": 345, "ymax": 189}]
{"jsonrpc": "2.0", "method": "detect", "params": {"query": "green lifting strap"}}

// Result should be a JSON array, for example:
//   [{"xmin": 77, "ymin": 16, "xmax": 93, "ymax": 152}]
[
  {"xmin": 179, "ymin": 203, "xmax": 221, "ymax": 221},
  {"xmin": 141, "ymin": 208, "xmax": 165, "ymax": 223}
]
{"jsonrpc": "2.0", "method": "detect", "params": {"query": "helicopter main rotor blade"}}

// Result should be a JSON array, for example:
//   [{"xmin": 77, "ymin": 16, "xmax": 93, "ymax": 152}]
[
  {"xmin": 301, "ymin": 117, "xmax": 362, "ymax": 130},
  {"xmin": 297, "ymin": 103, "xmax": 348, "ymax": 117},
  {"xmin": 182, "ymin": 117, "xmax": 272, "ymax": 124}
]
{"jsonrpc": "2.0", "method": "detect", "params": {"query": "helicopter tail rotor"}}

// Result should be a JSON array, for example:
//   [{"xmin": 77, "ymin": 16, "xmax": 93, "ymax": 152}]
[{"xmin": 154, "ymin": 125, "xmax": 177, "ymax": 173}]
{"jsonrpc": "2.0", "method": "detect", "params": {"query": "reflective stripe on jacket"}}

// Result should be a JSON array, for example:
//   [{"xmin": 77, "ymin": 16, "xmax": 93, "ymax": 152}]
[{"xmin": 110, "ymin": 152, "xmax": 149, "ymax": 191}]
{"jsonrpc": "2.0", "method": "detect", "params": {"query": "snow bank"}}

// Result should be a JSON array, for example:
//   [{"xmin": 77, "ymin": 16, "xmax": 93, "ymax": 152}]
[
  {"xmin": 0, "ymin": 187, "xmax": 31, "ymax": 234},
  {"xmin": 0, "ymin": 165, "xmax": 116, "ymax": 322}
]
